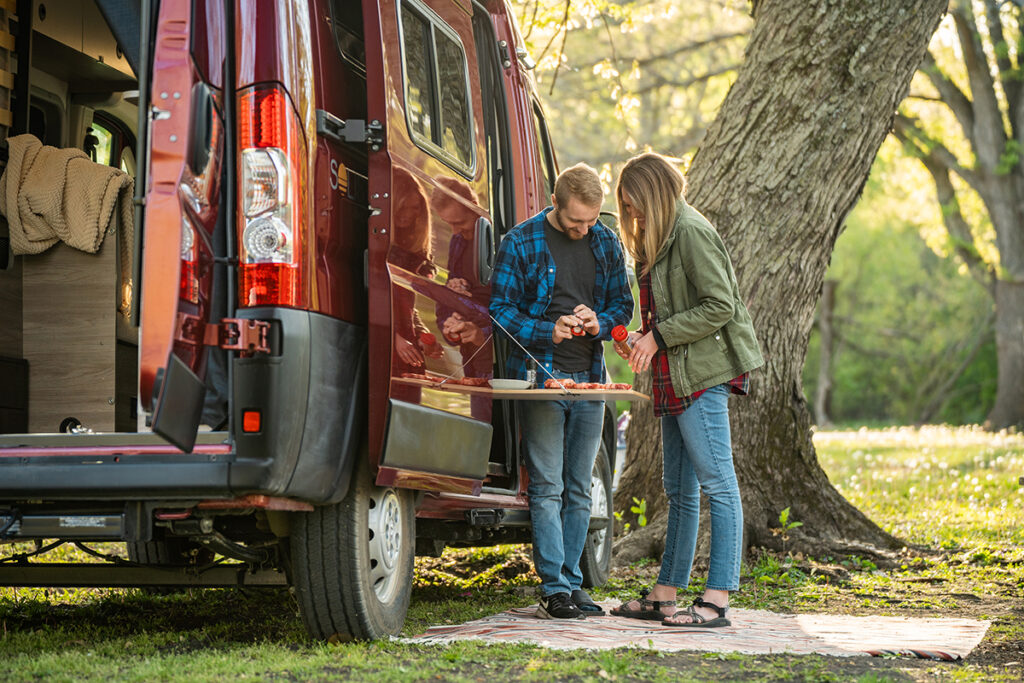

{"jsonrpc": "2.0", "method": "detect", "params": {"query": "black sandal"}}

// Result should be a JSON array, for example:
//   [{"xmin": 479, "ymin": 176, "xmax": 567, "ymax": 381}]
[
  {"xmin": 662, "ymin": 597, "xmax": 730, "ymax": 628},
  {"xmin": 609, "ymin": 588, "xmax": 676, "ymax": 621}
]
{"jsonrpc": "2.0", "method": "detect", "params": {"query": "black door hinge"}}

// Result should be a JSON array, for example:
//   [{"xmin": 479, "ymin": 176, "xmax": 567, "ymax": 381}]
[{"xmin": 316, "ymin": 110, "xmax": 384, "ymax": 151}]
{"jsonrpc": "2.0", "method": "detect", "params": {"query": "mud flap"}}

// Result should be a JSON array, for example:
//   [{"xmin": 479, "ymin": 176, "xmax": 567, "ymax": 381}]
[{"xmin": 151, "ymin": 356, "xmax": 206, "ymax": 453}]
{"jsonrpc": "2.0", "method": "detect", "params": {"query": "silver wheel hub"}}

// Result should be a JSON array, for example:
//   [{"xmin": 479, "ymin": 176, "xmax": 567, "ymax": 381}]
[
  {"xmin": 590, "ymin": 469, "xmax": 609, "ymax": 554},
  {"xmin": 367, "ymin": 488, "xmax": 404, "ymax": 602}
]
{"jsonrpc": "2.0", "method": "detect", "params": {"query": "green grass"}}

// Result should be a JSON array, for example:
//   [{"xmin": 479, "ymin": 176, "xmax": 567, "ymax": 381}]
[{"xmin": 1, "ymin": 426, "xmax": 1022, "ymax": 681}]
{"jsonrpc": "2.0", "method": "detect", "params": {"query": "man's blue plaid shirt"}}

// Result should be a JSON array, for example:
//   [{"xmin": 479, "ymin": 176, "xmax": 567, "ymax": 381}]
[{"xmin": 490, "ymin": 208, "xmax": 634, "ymax": 383}]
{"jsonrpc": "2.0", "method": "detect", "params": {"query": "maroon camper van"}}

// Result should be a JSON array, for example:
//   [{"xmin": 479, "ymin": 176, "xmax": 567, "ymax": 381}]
[{"xmin": 0, "ymin": 0, "xmax": 618, "ymax": 639}]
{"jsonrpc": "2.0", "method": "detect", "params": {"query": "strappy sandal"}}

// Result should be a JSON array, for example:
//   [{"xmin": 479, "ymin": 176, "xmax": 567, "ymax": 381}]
[
  {"xmin": 662, "ymin": 597, "xmax": 730, "ymax": 628},
  {"xmin": 609, "ymin": 588, "xmax": 676, "ymax": 621}
]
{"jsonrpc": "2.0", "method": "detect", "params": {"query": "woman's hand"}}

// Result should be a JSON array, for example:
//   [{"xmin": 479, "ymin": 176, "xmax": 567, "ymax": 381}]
[
  {"xmin": 628, "ymin": 331, "xmax": 659, "ymax": 373},
  {"xmin": 395, "ymin": 334, "xmax": 424, "ymax": 367}
]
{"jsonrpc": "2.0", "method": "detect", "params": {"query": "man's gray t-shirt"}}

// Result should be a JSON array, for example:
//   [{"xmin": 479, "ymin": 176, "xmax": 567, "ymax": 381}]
[{"xmin": 544, "ymin": 222, "xmax": 596, "ymax": 372}]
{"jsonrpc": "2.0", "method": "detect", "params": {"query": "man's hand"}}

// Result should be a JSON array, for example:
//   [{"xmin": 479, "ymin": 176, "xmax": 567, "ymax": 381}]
[
  {"xmin": 396, "ymin": 334, "xmax": 424, "ymax": 367},
  {"xmin": 628, "ymin": 331, "xmax": 659, "ymax": 373},
  {"xmin": 552, "ymin": 314, "xmax": 582, "ymax": 344},
  {"xmin": 573, "ymin": 304, "xmax": 600, "ymax": 336},
  {"xmin": 442, "ymin": 312, "xmax": 484, "ymax": 346}
]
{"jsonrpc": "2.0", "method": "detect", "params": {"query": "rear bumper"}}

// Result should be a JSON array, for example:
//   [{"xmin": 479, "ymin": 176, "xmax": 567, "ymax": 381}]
[{"xmin": 0, "ymin": 310, "xmax": 366, "ymax": 504}]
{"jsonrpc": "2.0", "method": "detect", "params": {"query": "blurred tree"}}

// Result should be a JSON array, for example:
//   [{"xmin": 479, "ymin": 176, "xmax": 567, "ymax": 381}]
[
  {"xmin": 892, "ymin": 0, "xmax": 1024, "ymax": 430},
  {"xmin": 612, "ymin": 0, "xmax": 947, "ymax": 563},
  {"xmin": 802, "ymin": 139, "xmax": 997, "ymax": 427},
  {"xmin": 514, "ymin": 0, "xmax": 751, "ymax": 172}
]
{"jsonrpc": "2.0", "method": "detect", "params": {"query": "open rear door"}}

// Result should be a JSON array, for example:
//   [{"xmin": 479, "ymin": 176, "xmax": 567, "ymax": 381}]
[
  {"xmin": 363, "ymin": 0, "xmax": 507, "ymax": 495},
  {"xmin": 138, "ymin": 0, "xmax": 227, "ymax": 452}
]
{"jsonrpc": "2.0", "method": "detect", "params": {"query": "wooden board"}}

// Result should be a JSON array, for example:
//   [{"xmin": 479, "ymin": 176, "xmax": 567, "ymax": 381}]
[{"xmin": 393, "ymin": 377, "xmax": 649, "ymax": 402}]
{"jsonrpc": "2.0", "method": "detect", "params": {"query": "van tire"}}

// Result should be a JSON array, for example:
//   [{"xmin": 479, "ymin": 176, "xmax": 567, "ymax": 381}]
[
  {"xmin": 580, "ymin": 440, "xmax": 613, "ymax": 588},
  {"xmin": 291, "ymin": 455, "xmax": 414, "ymax": 641}
]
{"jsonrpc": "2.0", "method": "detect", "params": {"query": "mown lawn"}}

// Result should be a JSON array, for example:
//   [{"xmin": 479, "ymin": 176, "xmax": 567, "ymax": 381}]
[{"xmin": 1, "ymin": 426, "xmax": 1021, "ymax": 682}]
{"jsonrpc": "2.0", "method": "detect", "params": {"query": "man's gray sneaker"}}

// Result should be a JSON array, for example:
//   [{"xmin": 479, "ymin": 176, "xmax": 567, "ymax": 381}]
[
  {"xmin": 571, "ymin": 589, "xmax": 605, "ymax": 616},
  {"xmin": 536, "ymin": 592, "xmax": 585, "ymax": 620}
]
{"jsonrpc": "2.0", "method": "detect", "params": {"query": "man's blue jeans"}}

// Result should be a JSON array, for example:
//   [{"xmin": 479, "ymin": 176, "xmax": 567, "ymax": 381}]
[
  {"xmin": 522, "ymin": 369, "xmax": 604, "ymax": 597},
  {"xmin": 658, "ymin": 383, "xmax": 743, "ymax": 591}
]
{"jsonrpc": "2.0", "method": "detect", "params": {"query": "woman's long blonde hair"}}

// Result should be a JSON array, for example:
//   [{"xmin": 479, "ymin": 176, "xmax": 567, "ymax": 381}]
[{"xmin": 615, "ymin": 153, "xmax": 687, "ymax": 274}]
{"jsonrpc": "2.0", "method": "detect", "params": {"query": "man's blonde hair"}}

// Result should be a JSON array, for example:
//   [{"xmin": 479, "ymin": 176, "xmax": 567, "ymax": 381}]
[
  {"xmin": 554, "ymin": 163, "xmax": 604, "ymax": 209},
  {"xmin": 615, "ymin": 153, "xmax": 687, "ymax": 274}
]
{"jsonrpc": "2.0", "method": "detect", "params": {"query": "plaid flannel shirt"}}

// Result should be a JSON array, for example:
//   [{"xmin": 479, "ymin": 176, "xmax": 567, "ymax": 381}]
[
  {"xmin": 490, "ymin": 208, "xmax": 633, "ymax": 382},
  {"xmin": 639, "ymin": 269, "xmax": 748, "ymax": 417}
]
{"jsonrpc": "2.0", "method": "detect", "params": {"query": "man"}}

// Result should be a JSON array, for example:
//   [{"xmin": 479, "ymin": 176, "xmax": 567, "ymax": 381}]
[{"xmin": 490, "ymin": 163, "xmax": 633, "ymax": 619}]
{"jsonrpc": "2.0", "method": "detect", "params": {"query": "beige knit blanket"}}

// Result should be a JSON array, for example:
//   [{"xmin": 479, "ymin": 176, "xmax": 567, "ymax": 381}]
[{"xmin": 0, "ymin": 133, "xmax": 134, "ymax": 256}]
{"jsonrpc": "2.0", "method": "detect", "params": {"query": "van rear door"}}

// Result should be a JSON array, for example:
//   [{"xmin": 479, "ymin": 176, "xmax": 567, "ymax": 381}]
[
  {"xmin": 364, "ymin": 0, "xmax": 505, "ymax": 494},
  {"xmin": 138, "ymin": 0, "xmax": 228, "ymax": 452}
]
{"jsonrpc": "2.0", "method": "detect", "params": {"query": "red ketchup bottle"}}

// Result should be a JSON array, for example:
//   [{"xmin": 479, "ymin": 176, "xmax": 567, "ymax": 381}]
[{"xmin": 611, "ymin": 325, "xmax": 633, "ymax": 357}]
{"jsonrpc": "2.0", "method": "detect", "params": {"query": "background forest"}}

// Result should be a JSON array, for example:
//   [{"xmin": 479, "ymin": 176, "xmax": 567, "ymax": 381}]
[{"xmin": 515, "ymin": 0, "xmax": 1002, "ymax": 428}]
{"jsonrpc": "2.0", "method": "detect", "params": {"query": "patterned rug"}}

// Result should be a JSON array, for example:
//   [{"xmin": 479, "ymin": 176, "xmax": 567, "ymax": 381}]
[{"xmin": 407, "ymin": 602, "xmax": 990, "ymax": 660}]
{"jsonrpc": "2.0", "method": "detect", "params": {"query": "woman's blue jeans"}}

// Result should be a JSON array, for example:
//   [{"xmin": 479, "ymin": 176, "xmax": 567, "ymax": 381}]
[
  {"xmin": 658, "ymin": 383, "xmax": 743, "ymax": 591},
  {"xmin": 521, "ymin": 369, "xmax": 604, "ymax": 597}
]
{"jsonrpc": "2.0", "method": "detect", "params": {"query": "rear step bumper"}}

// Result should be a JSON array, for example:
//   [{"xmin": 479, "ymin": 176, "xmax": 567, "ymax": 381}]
[
  {"xmin": 0, "ymin": 563, "xmax": 288, "ymax": 587},
  {"xmin": 0, "ymin": 433, "xmax": 235, "ymax": 499}
]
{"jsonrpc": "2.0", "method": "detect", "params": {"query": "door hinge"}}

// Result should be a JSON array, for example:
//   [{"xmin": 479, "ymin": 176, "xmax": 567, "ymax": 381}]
[
  {"xmin": 205, "ymin": 318, "xmax": 271, "ymax": 354},
  {"xmin": 176, "ymin": 314, "xmax": 271, "ymax": 355},
  {"xmin": 316, "ymin": 109, "xmax": 384, "ymax": 151}
]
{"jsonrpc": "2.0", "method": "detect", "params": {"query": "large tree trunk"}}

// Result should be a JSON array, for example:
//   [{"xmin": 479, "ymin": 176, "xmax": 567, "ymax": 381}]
[
  {"xmin": 988, "ymin": 280, "xmax": 1024, "ymax": 430},
  {"xmin": 615, "ymin": 0, "xmax": 947, "ymax": 562}
]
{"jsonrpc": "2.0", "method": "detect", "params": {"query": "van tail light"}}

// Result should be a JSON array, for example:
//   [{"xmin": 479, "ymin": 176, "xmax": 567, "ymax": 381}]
[
  {"xmin": 237, "ymin": 85, "xmax": 308, "ymax": 308},
  {"xmin": 179, "ymin": 216, "xmax": 200, "ymax": 304}
]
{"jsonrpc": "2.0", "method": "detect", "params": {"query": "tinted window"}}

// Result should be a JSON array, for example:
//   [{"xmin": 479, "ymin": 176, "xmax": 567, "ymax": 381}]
[
  {"xmin": 436, "ymin": 31, "xmax": 471, "ymax": 167},
  {"xmin": 401, "ymin": 6, "xmax": 435, "ymax": 142},
  {"xmin": 399, "ymin": 1, "xmax": 474, "ymax": 174},
  {"xmin": 532, "ymin": 103, "xmax": 556, "ymax": 197},
  {"xmin": 329, "ymin": 0, "xmax": 366, "ymax": 70}
]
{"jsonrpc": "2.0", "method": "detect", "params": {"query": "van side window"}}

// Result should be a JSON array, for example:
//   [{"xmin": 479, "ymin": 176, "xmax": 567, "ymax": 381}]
[
  {"xmin": 399, "ymin": 1, "xmax": 475, "ymax": 174},
  {"xmin": 531, "ymin": 102, "xmax": 557, "ymax": 197},
  {"xmin": 329, "ymin": 0, "xmax": 366, "ymax": 71}
]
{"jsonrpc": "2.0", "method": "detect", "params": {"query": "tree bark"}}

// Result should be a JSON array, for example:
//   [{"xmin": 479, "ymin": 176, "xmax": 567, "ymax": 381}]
[{"xmin": 615, "ymin": 0, "xmax": 947, "ymax": 562}]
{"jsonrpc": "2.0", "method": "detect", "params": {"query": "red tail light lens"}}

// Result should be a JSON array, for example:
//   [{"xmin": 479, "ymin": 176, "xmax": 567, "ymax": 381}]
[
  {"xmin": 237, "ymin": 85, "xmax": 307, "ymax": 308},
  {"xmin": 179, "ymin": 216, "xmax": 200, "ymax": 304}
]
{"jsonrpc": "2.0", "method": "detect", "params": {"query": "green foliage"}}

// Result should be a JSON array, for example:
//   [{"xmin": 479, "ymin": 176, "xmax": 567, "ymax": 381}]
[
  {"xmin": 996, "ymin": 139, "xmax": 1021, "ymax": 176},
  {"xmin": 630, "ymin": 496, "xmax": 648, "ymax": 527},
  {"xmin": 803, "ymin": 142, "xmax": 997, "ymax": 425}
]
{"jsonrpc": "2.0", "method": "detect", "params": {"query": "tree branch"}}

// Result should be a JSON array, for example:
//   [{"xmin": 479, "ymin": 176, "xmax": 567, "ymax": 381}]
[
  {"xmin": 629, "ymin": 65, "xmax": 739, "ymax": 96},
  {"xmin": 919, "ymin": 51, "xmax": 975, "ymax": 138},
  {"xmin": 892, "ymin": 117, "xmax": 996, "ymax": 294},
  {"xmin": 893, "ymin": 113, "xmax": 982, "ymax": 190},
  {"xmin": 951, "ymin": 2, "xmax": 1008, "ymax": 171},
  {"xmin": 984, "ymin": 0, "xmax": 1021, "ymax": 137},
  {"xmin": 574, "ymin": 31, "xmax": 749, "ymax": 72}
]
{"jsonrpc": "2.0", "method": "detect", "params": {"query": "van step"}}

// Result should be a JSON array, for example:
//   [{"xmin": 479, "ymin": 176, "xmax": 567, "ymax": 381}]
[{"xmin": 0, "ymin": 563, "xmax": 288, "ymax": 587}]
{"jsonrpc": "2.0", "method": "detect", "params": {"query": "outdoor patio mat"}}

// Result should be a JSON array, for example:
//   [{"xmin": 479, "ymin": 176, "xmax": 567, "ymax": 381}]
[{"xmin": 407, "ymin": 602, "xmax": 990, "ymax": 660}]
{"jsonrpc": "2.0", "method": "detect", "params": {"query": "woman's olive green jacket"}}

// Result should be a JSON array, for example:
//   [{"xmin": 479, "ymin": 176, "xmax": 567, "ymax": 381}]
[{"xmin": 648, "ymin": 199, "xmax": 764, "ymax": 397}]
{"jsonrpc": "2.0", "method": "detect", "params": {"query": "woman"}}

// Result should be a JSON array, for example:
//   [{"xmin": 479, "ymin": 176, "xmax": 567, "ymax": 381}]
[{"xmin": 609, "ymin": 152, "xmax": 763, "ymax": 627}]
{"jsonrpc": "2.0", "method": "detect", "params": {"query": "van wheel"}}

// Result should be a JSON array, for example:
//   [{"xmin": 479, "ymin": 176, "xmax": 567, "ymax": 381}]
[
  {"xmin": 290, "ymin": 456, "xmax": 414, "ymax": 641},
  {"xmin": 580, "ymin": 441, "xmax": 613, "ymax": 588}
]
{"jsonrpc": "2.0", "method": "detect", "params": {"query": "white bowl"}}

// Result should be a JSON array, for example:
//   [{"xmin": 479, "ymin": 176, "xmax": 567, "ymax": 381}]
[{"xmin": 489, "ymin": 379, "xmax": 532, "ymax": 390}]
